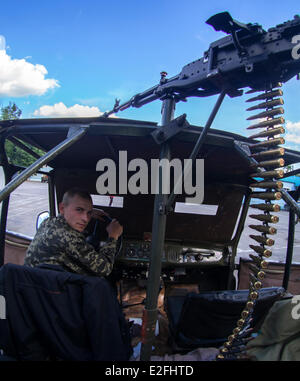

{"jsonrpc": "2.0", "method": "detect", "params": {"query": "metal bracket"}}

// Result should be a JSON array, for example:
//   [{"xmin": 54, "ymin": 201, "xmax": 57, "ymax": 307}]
[
  {"xmin": 234, "ymin": 140, "xmax": 259, "ymax": 167},
  {"xmin": 151, "ymin": 113, "xmax": 189, "ymax": 144},
  {"xmin": 158, "ymin": 202, "xmax": 172, "ymax": 215},
  {"xmin": 67, "ymin": 125, "xmax": 88, "ymax": 138}
]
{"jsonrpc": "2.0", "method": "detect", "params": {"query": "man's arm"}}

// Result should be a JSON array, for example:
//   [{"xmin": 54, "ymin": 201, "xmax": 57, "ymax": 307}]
[
  {"xmin": 63, "ymin": 210, "xmax": 123, "ymax": 276},
  {"xmin": 64, "ymin": 232, "xmax": 117, "ymax": 277}
]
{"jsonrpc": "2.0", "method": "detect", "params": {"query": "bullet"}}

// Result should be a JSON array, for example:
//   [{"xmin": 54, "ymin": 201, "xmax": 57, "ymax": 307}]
[
  {"xmin": 250, "ymin": 271, "xmax": 263, "ymax": 284},
  {"xmin": 250, "ymin": 291, "xmax": 259, "ymax": 300},
  {"xmin": 249, "ymin": 253, "xmax": 269, "ymax": 268},
  {"xmin": 249, "ymin": 126, "xmax": 285, "ymax": 139},
  {"xmin": 249, "ymin": 213, "xmax": 279, "ymax": 223},
  {"xmin": 249, "ymin": 243, "xmax": 273, "ymax": 255},
  {"xmin": 246, "ymin": 98, "xmax": 284, "ymax": 111},
  {"xmin": 246, "ymin": 300, "xmax": 255, "ymax": 310},
  {"xmin": 237, "ymin": 319, "xmax": 246, "ymax": 327},
  {"xmin": 247, "ymin": 107, "xmax": 284, "ymax": 120},
  {"xmin": 247, "ymin": 117, "xmax": 285, "ymax": 130},
  {"xmin": 251, "ymin": 147, "xmax": 285, "ymax": 160},
  {"xmin": 221, "ymin": 347, "xmax": 229, "ymax": 353},
  {"xmin": 249, "ymin": 264, "xmax": 266, "ymax": 280},
  {"xmin": 250, "ymin": 203, "xmax": 281, "ymax": 212},
  {"xmin": 251, "ymin": 280, "xmax": 262, "ymax": 290},
  {"xmin": 246, "ymin": 89, "xmax": 283, "ymax": 102},
  {"xmin": 250, "ymin": 235, "xmax": 275, "ymax": 246},
  {"xmin": 249, "ymin": 225, "xmax": 277, "ymax": 235},
  {"xmin": 250, "ymin": 169, "xmax": 284, "ymax": 178},
  {"xmin": 228, "ymin": 334, "xmax": 237, "ymax": 343},
  {"xmin": 251, "ymin": 192, "xmax": 282, "ymax": 201},
  {"xmin": 233, "ymin": 327, "xmax": 242, "ymax": 335},
  {"xmin": 250, "ymin": 137, "xmax": 285, "ymax": 149},
  {"xmin": 241, "ymin": 310, "xmax": 250, "ymax": 319},
  {"xmin": 252, "ymin": 158, "xmax": 285, "ymax": 168},
  {"xmin": 250, "ymin": 180, "xmax": 283, "ymax": 190}
]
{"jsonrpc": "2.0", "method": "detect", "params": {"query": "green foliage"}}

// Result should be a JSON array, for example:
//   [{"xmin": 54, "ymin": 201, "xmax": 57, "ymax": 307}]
[
  {"xmin": 1, "ymin": 101, "xmax": 22, "ymax": 120},
  {"xmin": 1, "ymin": 102, "xmax": 45, "ymax": 166}
]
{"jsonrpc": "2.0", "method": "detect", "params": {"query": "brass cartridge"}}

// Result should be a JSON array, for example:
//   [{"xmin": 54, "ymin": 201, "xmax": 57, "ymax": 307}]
[
  {"xmin": 250, "ymin": 169, "xmax": 284, "ymax": 178},
  {"xmin": 248, "ymin": 126, "xmax": 285, "ymax": 139},
  {"xmin": 249, "ymin": 181, "xmax": 283, "ymax": 190},
  {"xmin": 249, "ymin": 264, "xmax": 265, "ymax": 280},
  {"xmin": 249, "ymin": 225, "xmax": 277, "ymax": 235},
  {"xmin": 249, "ymin": 254, "xmax": 269, "ymax": 269},
  {"xmin": 252, "ymin": 158, "xmax": 285, "ymax": 168},
  {"xmin": 246, "ymin": 98, "xmax": 284, "ymax": 111},
  {"xmin": 247, "ymin": 117, "xmax": 285, "ymax": 130},
  {"xmin": 250, "ymin": 192, "xmax": 282, "ymax": 201},
  {"xmin": 250, "ymin": 203, "xmax": 280, "ymax": 212},
  {"xmin": 249, "ymin": 214, "xmax": 279, "ymax": 223},
  {"xmin": 246, "ymin": 89, "xmax": 283, "ymax": 102},
  {"xmin": 249, "ymin": 235, "xmax": 275, "ymax": 246},
  {"xmin": 250, "ymin": 137, "xmax": 285, "ymax": 149},
  {"xmin": 247, "ymin": 107, "xmax": 284, "ymax": 121},
  {"xmin": 251, "ymin": 147, "xmax": 285, "ymax": 160},
  {"xmin": 249, "ymin": 243, "xmax": 273, "ymax": 255}
]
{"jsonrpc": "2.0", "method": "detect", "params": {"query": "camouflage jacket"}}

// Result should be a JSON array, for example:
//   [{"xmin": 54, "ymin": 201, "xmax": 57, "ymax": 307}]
[{"xmin": 24, "ymin": 214, "xmax": 116, "ymax": 276}]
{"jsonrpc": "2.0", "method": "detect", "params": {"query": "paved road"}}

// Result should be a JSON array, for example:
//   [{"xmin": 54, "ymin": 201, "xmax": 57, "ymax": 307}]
[{"xmin": 5, "ymin": 180, "xmax": 300, "ymax": 264}]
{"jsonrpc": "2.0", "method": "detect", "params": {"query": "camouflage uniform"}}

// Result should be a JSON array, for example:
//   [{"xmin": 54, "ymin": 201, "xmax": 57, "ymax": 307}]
[{"xmin": 24, "ymin": 214, "xmax": 116, "ymax": 277}]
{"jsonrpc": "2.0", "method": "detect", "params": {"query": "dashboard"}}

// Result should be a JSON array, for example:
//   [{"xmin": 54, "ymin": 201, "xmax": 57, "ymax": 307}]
[{"xmin": 116, "ymin": 239, "xmax": 224, "ymax": 267}]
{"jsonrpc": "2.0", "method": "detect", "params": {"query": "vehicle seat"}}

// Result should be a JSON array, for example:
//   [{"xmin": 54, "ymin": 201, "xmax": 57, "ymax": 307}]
[
  {"xmin": 0, "ymin": 263, "xmax": 132, "ymax": 361},
  {"xmin": 165, "ymin": 287, "xmax": 285, "ymax": 350}
]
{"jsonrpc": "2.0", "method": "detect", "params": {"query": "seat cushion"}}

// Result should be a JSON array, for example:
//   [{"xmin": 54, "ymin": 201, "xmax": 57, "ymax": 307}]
[{"xmin": 166, "ymin": 287, "xmax": 284, "ymax": 349}]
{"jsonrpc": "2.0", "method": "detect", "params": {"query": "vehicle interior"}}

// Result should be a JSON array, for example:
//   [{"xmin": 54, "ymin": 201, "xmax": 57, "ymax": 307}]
[{"xmin": 1, "ymin": 116, "xmax": 300, "ymax": 360}]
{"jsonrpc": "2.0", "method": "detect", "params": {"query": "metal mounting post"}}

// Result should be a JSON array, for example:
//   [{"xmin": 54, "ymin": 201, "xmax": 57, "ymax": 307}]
[{"xmin": 140, "ymin": 97, "xmax": 175, "ymax": 361}]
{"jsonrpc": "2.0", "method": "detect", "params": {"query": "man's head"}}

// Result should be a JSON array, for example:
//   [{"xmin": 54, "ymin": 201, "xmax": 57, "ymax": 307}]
[{"xmin": 59, "ymin": 188, "xmax": 93, "ymax": 232}]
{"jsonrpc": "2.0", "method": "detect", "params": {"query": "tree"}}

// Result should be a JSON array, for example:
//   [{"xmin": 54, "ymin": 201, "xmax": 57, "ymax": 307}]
[
  {"xmin": 1, "ymin": 102, "xmax": 44, "ymax": 166},
  {"xmin": 1, "ymin": 101, "xmax": 22, "ymax": 120}
]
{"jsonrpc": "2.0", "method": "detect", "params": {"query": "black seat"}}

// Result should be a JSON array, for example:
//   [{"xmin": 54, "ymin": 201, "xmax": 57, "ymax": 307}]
[
  {"xmin": 166, "ymin": 287, "xmax": 284, "ymax": 350},
  {"xmin": 0, "ymin": 263, "xmax": 132, "ymax": 361}
]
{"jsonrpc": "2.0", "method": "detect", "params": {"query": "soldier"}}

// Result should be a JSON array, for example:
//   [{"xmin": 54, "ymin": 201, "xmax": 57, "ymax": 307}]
[{"xmin": 24, "ymin": 187, "xmax": 123, "ymax": 277}]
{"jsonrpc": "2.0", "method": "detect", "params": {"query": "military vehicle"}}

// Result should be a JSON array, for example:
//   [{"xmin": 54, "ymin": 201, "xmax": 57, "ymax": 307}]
[{"xmin": 1, "ymin": 12, "xmax": 300, "ymax": 361}]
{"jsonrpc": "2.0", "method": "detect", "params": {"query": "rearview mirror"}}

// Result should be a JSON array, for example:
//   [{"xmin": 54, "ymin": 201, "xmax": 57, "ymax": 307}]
[{"xmin": 36, "ymin": 211, "xmax": 50, "ymax": 231}]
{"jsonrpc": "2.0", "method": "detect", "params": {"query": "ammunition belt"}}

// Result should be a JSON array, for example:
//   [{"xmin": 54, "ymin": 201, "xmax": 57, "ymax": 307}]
[{"xmin": 217, "ymin": 83, "xmax": 286, "ymax": 360}]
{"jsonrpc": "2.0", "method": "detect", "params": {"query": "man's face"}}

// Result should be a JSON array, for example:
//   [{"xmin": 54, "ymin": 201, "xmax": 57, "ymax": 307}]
[{"xmin": 59, "ymin": 195, "xmax": 93, "ymax": 232}]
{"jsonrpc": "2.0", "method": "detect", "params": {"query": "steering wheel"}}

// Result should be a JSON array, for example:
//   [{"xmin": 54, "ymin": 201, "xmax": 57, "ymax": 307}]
[{"xmin": 86, "ymin": 215, "xmax": 123, "ymax": 257}]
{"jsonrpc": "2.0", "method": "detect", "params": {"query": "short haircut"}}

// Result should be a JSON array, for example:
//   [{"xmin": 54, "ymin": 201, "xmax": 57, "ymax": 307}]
[{"xmin": 62, "ymin": 187, "xmax": 92, "ymax": 206}]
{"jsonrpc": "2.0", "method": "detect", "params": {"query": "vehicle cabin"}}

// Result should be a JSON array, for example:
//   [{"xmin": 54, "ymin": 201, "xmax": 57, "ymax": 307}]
[{"xmin": 1, "ymin": 116, "xmax": 300, "ymax": 360}]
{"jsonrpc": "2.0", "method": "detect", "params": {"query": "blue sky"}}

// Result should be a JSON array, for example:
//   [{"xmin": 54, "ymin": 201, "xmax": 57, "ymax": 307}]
[{"xmin": 0, "ymin": 0, "xmax": 300, "ymax": 152}]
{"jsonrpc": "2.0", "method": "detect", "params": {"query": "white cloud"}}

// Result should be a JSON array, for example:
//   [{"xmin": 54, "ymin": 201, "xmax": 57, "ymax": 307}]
[
  {"xmin": 286, "ymin": 120, "xmax": 300, "ymax": 133},
  {"xmin": 285, "ymin": 120, "xmax": 300, "ymax": 144},
  {"xmin": 285, "ymin": 133, "xmax": 300, "ymax": 144},
  {"xmin": 33, "ymin": 102, "xmax": 103, "ymax": 117},
  {"xmin": 0, "ymin": 49, "xmax": 59, "ymax": 97}
]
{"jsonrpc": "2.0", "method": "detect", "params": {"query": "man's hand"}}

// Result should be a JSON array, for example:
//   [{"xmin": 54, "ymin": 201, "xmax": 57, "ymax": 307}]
[{"xmin": 106, "ymin": 219, "xmax": 123, "ymax": 240}]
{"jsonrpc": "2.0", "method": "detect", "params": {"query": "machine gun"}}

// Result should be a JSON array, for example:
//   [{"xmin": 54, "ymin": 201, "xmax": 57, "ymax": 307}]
[{"xmin": 104, "ymin": 11, "xmax": 300, "ymax": 116}]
